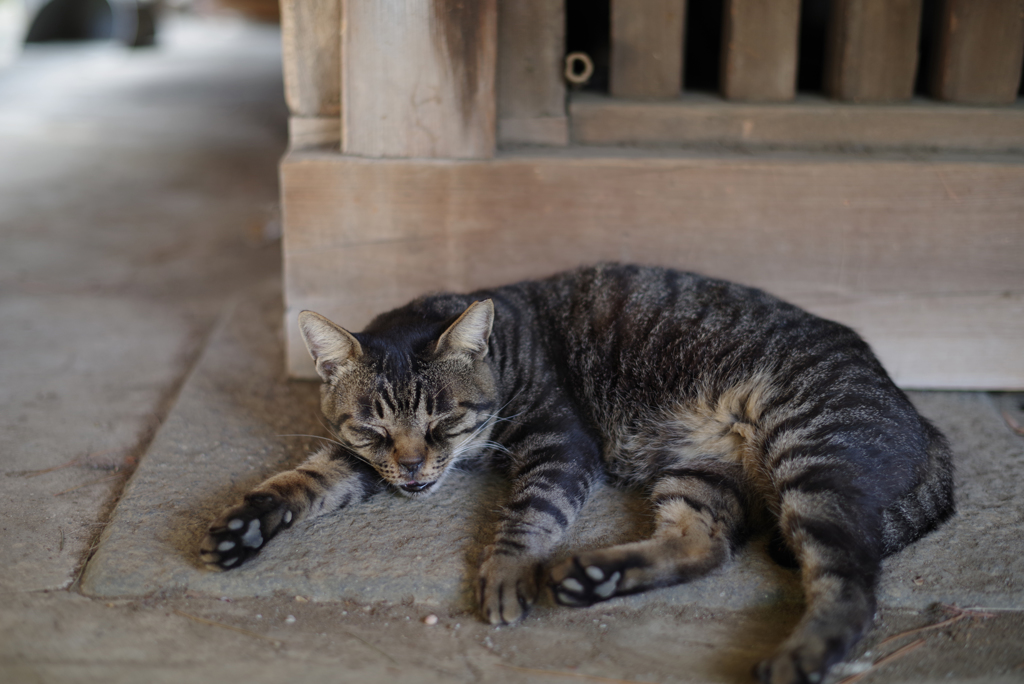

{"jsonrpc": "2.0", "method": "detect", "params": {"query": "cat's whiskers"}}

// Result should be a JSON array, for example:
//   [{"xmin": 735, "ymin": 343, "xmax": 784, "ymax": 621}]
[
  {"xmin": 479, "ymin": 410, "xmax": 525, "ymax": 425},
  {"xmin": 451, "ymin": 414, "xmax": 502, "ymax": 460},
  {"xmin": 287, "ymin": 421, "xmax": 378, "ymax": 469},
  {"xmin": 449, "ymin": 392, "xmax": 526, "ymax": 461},
  {"xmin": 316, "ymin": 415, "xmax": 339, "ymax": 440},
  {"xmin": 473, "ymin": 440, "xmax": 512, "ymax": 456},
  {"xmin": 277, "ymin": 433, "xmax": 345, "ymax": 449}
]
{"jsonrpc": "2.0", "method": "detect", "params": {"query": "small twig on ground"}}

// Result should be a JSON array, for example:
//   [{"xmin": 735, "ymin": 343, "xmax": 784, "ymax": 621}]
[
  {"xmin": 16, "ymin": 457, "xmax": 82, "ymax": 478},
  {"xmin": 496, "ymin": 664, "xmax": 654, "ymax": 684},
  {"xmin": 54, "ymin": 473, "xmax": 121, "ymax": 496},
  {"xmin": 879, "ymin": 605, "xmax": 995, "ymax": 649},
  {"xmin": 878, "ymin": 614, "xmax": 965, "ymax": 649},
  {"xmin": 171, "ymin": 609, "xmax": 282, "ymax": 645},
  {"xmin": 1002, "ymin": 411, "xmax": 1024, "ymax": 437},
  {"xmin": 837, "ymin": 638, "xmax": 927, "ymax": 684},
  {"xmin": 959, "ymin": 606, "xmax": 1013, "ymax": 614},
  {"xmin": 59, "ymin": 527, "xmax": 64, "ymax": 553}
]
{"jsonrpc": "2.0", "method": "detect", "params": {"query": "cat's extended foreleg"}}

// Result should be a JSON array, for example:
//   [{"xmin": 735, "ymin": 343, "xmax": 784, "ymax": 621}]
[
  {"xmin": 479, "ymin": 423, "xmax": 603, "ymax": 625},
  {"xmin": 550, "ymin": 460, "xmax": 746, "ymax": 605},
  {"xmin": 201, "ymin": 445, "xmax": 382, "ymax": 570}
]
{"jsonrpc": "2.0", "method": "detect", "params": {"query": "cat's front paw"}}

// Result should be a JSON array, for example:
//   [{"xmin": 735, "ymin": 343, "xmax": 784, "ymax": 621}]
[
  {"xmin": 200, "ymin": 493, "xmax": 291, "ymax": 570},
  {"xmin": 549, "ymin": 553, "xmax": 624, "ymax": 607},
  {"xmin": 477, "ymin": 546, "xmax": 543, "ymax": 625}
]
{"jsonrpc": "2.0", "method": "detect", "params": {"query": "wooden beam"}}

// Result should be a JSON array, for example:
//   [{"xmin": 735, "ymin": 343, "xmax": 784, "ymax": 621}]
[
  {"xmin": 610, "ymin": 0, "xmax": 686, "ymax": 99},
  {"xmin": 721, "ymin": 0, "xmax": 800, "ymax": 102},
  {"xmin": 931, "ymin": 0, "xmax": 1024, "ymax": 105},
  {"xmin": 341, "ymin": 0, "xmax": 498, "ymax": 158},
  {"xmin": 281, "ymin": 149, "xmax": 1024, "ymax": 388},
  {"xmin": 498, "ymin": 0, "xmax": 568, "ymax": 146},
  {"xmin": 570, "ymin": 93, "xmax": 1024, "ymax": 152},
  {"xmin": 825, "ymin": 0, "xmax": 923, "ymax": 102},
  {"xmin": 280, "ymin": 0, "xmax": 341, "ymax": 148}
]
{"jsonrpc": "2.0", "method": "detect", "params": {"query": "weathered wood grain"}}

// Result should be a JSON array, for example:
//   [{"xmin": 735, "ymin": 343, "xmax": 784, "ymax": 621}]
[
  {"xmin": 341, "ymin": 0, "xmax": 497, "ymax": 158},
  {"xmin": 570, "ymin": 93, "xmax": 1024, "ymax": 152},
  {"xmin": 721, "ymin": 0, "xmax": 800, "ymax": 101},
  {"xmin": 931, "ymin": 0, "xmax": 1024, "ymax": 105},
  {"xmin": 498, "ymin": 0, "xmax": 568, "ymax": 145},
  {"xmin": 825, "ymin": 0, "xmax": 923, "ymax": 102},
  {"xmin": 280, "ymin": 0, "xmax": 341, "ymax": 148},
  {"xmin": 610, "ymin": 0, "xmax": 686, "ymax": 99},
  {"xmin": 289, "ymin": 117, "xmax": 341, "ymax": 150}
]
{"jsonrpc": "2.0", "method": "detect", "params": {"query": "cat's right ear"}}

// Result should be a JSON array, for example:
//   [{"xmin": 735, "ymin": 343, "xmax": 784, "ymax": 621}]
[
  {"xmin": 297, "ymin": 311, "xmax": 363, "ymax": 381},
  {"xmin": 435, "ymin": 299, "xmax": 494, "ymax": 361}
]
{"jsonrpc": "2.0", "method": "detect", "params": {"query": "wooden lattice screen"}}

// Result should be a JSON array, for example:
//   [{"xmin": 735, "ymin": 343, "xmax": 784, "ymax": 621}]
[{"xmin": 565, "ymin": 0, "xmax": 1024, "ymax": 150}]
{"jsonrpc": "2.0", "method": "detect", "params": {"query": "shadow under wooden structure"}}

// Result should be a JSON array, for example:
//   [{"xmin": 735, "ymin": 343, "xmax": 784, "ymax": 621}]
[{"xmin": 279, "ymin": 0, "xmax": 1024, "ymax": 389}]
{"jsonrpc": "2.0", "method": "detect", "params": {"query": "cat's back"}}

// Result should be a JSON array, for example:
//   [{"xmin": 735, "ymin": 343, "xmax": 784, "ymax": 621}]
[{"xmin": 513, "ymin": 263, "xmax": 879, "ymax": 402}]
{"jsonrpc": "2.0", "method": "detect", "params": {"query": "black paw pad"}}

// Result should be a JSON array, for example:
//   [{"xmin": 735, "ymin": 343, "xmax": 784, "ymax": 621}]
[
  {"xmin": 200, "ymin": 499, "xmax": 290, "ymax": 570},
  {"xmin": 551, "ymin": 558, "xmax": 622, "ymax": 607}
]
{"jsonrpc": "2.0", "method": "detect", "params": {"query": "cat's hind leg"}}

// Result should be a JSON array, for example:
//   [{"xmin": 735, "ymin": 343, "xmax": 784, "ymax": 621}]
[
  {"xmin": 755, "ymin": 458, "xmax": 883, "ymax": 684},
  {"xmin": 550, "ymin": 460, "xmax": 747, "ymax": 606},
  {"xmin": 201, "ymin": 444, "xmax": 382, "ymax": 570}
]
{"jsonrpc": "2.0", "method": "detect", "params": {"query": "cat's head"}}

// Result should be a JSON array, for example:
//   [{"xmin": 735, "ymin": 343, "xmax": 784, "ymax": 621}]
[{"xmin": 297, "ymin": 301, "xmax": 498, "ymax": 497}]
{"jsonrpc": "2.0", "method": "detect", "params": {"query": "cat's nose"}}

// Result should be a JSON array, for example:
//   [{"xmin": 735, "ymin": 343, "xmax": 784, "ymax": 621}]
[{"xmin": 397, "ymin": 451, "xmax": 425, "ymax": 477}]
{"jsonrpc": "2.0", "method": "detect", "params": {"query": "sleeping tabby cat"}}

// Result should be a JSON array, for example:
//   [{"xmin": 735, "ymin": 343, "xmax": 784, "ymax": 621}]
[{"xmin": 201, "ymin": 264, "xmax": 953, "ymax": 684}]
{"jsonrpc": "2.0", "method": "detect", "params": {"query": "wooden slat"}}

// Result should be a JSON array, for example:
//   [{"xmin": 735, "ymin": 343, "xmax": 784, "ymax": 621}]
[
  {"xmin": 721, "ymin": 0, "xmax": 800, "ymax": 101},
  {"xmin": 498, "ymin": 0, "xmax": 568, "ymax": 146},
  {"xmin": 341, "ymin": 0, "xmax": 497, "ymax": 158},
  {"xmin": 281, "ymin": 149, "xmax": 1024, "ymax": 388},
  {"xmin": 825, "ymin": 0, "xmax": 923, "ymax": 102},
  {"xmin": 931, "ymin": 0, "xmax": 1024, "ymax": 105},
  {"xmin": 609, "ymin": 0, "xmax": 686, "ymax": 99},
  {"xmin": 570, "ymin": 92, "xmax": 1024, "ymax": 152},
  {"xmin": 280, "ymin": 0, "xmax": 341, "ymax": 148}
]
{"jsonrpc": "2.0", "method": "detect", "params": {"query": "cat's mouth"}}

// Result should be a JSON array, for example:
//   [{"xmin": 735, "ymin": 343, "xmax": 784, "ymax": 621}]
[{"xmin": 400, "ymin": 480, "xmax": 435, "ymax": 493}]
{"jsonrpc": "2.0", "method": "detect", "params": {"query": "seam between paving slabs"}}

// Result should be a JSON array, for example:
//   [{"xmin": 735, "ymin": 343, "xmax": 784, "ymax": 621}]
[{"xmin": 69, "ymin": 298, "xmax": 240, "ymax": 594}]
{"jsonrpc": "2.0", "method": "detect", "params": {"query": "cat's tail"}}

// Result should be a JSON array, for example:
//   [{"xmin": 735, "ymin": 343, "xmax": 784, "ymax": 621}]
[{"xmin": 880, "ymin": 419, "xmax": 955, "ymax": 556}]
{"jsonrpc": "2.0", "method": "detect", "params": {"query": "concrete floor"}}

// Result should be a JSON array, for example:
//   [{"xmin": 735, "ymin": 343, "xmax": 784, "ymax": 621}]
[{"xmin": 1, "ymin": 13, "xmax": 1023, "ymax": 684}]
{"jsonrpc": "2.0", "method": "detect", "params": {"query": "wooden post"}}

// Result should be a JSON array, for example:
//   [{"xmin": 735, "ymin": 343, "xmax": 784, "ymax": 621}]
[
  {"xmin": 825, "ymin": 0, "xmax": 923, "ymax": 102},
  {"xmin": 498, "ymin": 0, "xmax": 568, "ymax": 146},
  {"xmin": 341, "ymin": 0, "xmax": 498, "ymax": 158},
  {"xmin": 931, "ymin": 0, "xmax": 1024, "ymax": 105},
  {"xmin": 610, "ymin": 0, "xmax": 686, "ymax": 99},
  {"xmin": 280, "ymin": 0, "xmax": 341, "ymax": 148},
  {"xmin": 721, "ymin": 0, "xmax": 800, "ymax": 101}
]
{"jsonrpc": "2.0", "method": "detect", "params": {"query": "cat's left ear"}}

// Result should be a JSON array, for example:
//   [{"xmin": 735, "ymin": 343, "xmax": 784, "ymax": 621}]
[{"xmin": 435, "ymin": 300, "xmax": 494, "ymax": 361}]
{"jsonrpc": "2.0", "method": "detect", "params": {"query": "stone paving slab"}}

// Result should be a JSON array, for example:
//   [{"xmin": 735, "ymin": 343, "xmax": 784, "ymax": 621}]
[
  {"xmin": 0, "ymin": 295, "xmax": 209, "ymax": 593},
  {"xmin": 81, "ymin": 280, "xmax": 1024, "ymax": 613}
]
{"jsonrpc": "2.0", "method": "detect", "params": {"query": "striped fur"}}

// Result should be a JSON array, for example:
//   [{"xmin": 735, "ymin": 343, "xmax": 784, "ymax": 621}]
[{"xmin": 201, "ymin": 264, "xmax": 954, "ymax": 684}]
